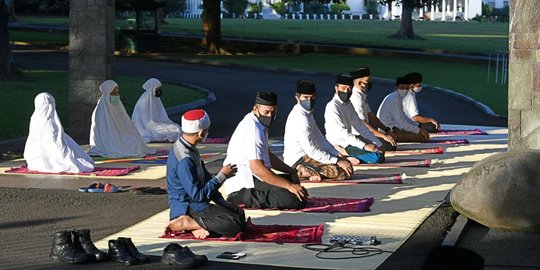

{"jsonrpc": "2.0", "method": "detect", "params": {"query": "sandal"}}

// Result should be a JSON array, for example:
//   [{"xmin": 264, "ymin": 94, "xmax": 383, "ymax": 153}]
[{"xmin": 78, "ymin": 181, "xmax": 104, "ymax": 192}]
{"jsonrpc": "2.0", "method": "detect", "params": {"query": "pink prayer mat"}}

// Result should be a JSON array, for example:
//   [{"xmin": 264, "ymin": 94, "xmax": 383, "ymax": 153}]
[
  {"xmin": 160, "ymin": 217, "xmax": 323, "ymax": 244},
  {"xmin": 302, "ymin": 173, "xmax": 403, "ymax": 184},
  {"xmin": 428, "ymin": 139, "xmax": 470, "ymax": 145},
  {"xmin": 354, "ymin": 159, "xmax": 431, "ymax": 168},
  {"xmin": 434, "ymin": 129, "xmax": 487, "ymax": 135},
  {"xmin": 4, "ymin": 165, "xmax": 140, "ymax": 176},
  {"xmin": 202, "ymin": 137, "xmax": 230, "ymax": 144},
  {"xmin": 388, "ymin": 147, "xmax": 444, "ymax": 155},
  {"xmin": 241, "ymin": 197, "xmax": 374, "ymax": 213}
]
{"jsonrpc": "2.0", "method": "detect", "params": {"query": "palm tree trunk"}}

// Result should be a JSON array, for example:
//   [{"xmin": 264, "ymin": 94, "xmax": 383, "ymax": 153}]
[{"xmin": 0, "ymin": 0, "xmax": 20, "ymax": 80}]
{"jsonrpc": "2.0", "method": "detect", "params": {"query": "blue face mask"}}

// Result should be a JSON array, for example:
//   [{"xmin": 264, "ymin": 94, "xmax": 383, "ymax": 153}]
[
  {"xmin": 299, "ymin": 99, "xmax": 315, "ymax": 111},
  {"xmin": 110, "ymin": 95, "xmax": 121, "ymax": 105}
]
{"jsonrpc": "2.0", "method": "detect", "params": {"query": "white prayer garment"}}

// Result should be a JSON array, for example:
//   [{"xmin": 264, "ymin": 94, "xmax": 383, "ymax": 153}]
[
  {"xmin": 283, "ymin": 103, "xmax": 339, "ymax": 166},
  {"xmin": 402, "ymin": 90, "xmax": 421, "ymax": 126},
  {"xmin": 223, "ymin": 112, "xmax": 271, "ymax": 196},
  {"xmin": 350, "ymin": 86, "xmax": 371, "ymax": 122},
  {"xmin": 88, "ymin": 80, "xmax": 152, "ymax": 158},
  {"xmin": 377, "ymin": 91, "xmax": 421, "ymax": 134},
  {"xmin": 132, "ymin": 78, "xmax": 181, "ymax": 143},
  {"xmin": 324, "ymin": 94, "xmax": 383, "ymax": 149},
  {"xmin": 23, "ymin": 92, "xmax": 95, "ymax": 173}
]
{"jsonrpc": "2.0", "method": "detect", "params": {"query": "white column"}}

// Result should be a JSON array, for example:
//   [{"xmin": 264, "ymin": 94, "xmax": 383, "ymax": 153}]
[
  {"xmin": 431, "ymin": 3, "xmax": 434, "ymax": 20},
  {"xmin": 419, "ymin": 7, "xmax": 423, "ymax": 18},
  {"xmin": 453, "ymin": 0, "xmax": 457, "ymax": 21},
  {"xmin": 441, "ymin": 0, "xmax": 446, "ymax": 21},
  {"xmin": 464, "ymin": 0, "xmax": 468, "ymax": 20}
]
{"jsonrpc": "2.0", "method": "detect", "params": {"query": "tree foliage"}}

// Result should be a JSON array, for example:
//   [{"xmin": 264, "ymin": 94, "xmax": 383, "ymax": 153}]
[{"xmin": 223, "ymin": 0, "xmax": 249, "ymax": 16}]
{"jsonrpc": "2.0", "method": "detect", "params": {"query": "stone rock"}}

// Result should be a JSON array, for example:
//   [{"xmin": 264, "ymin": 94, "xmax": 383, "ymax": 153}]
[{"xmin": 451, "ymin": 151, "xmax": 540, "ymax": 232}]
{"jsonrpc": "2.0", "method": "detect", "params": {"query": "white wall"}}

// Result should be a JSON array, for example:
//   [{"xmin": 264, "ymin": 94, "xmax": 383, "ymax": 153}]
[{"xmin": 346, "ymin": 0, "xmax": 365, "ymax": 15}]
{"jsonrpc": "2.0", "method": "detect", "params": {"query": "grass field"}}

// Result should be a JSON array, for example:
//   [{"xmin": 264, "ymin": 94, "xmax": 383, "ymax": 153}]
[
  {"xmin": 178, "ymin": 52, "xmax": 508, "ymax": 115},
  {"xmin": 16, "ymin": 16, "xmax": 509, "ymax": 54},
  {"xmin": 0, "ymin": 70, "xmax": 205, "ymax": 140}
]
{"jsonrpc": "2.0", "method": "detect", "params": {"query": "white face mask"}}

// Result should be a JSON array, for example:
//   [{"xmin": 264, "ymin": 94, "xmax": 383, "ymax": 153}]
[
  {"xmin": 413, "ymin": 86, "xmax": 423, "ymax": 93},
  {"xmin": 397, "ymin": 89, "xmax": 409, "ymax": 98},
  {"xmin": 200, "ymin": 132, "xmax": 208, "ymax": 143},
  {"xmin": 110, "ymin": 95, "xmax": 121, "ymax": 105}
]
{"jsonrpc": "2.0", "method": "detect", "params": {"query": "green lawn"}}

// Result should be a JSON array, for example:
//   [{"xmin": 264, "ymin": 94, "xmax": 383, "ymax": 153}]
[
  {"xmin": 0, "ymin": 70, "xmax": 205, "ymax": 140},
  {"xmin": 16, "ymin": 16, "xmax": 509, "ymax": 54},
  {"xmin": 178, "ymin": 52, "xmax": 508, "ymax": 115}
]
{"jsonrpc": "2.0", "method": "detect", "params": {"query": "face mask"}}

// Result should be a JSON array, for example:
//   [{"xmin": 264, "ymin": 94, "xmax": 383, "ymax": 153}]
[
  {"xmin": 337, "ymin": 91, "xmax": 352, "ymax": 103},
  {"xmin": 256, "ymin": 110, "xmax": 275, "ymax": 128},
  {"xmin": 299, "ymin": 99, "xmax": 315, "ymax": 111},
  {"xmin": 364, "ymin": 81, "xmax": 373, "ymax": 92},
  {"xmin": 397, "ymin": 89, "xmax": 409, "ymax": 98},
  {"xmin": 413, "ymin": 86, "xmax": 422, "ymax": 93},
  {"xmin": 110, "ymin": 95, "xmax": 121, "ymax": 105},
  {"xmin": 154, "ymin": 88, "xmax": 162, "ymax": 97}
]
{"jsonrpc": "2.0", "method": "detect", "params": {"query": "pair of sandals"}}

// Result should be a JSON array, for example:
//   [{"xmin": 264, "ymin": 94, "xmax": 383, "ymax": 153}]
[{"xmin": 79, "ymin": 181, "xmax": 123, "ymax": 193}]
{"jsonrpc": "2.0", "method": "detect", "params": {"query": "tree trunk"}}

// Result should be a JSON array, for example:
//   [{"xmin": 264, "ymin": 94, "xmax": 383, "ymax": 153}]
[
  {"xmin": 0, "ymin": 1, "xmax": 20, "ymax": 80},
  {"xmin": 157, "ymin": 8, "xmax": 166, "ymax": 24},
  {"xmin": 201, "ymin": 0, "xmax": 222, "ymax": 54},
  {"xmin": 390, "ymin": 1, "xmax": 423, "ymax": 40}
]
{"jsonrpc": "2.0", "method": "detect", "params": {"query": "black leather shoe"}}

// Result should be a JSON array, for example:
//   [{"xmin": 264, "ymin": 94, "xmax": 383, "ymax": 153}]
[
  {"xmin": 49, "ymin": 231, "xmax": 88, "ymax": 264},
  {"xmin": 161, "ymin": 243, "xmax": 198, "ymax": 268},
  {"xmin": 118, "ymin": 237, "xmax": 148, "ymax": 263},
  {"xmin": 76, "ymin": 229, "xmax": 107, "ymax": 262},
  {"xmin": 182, "ymin": 246, "xmax": 208, "ymax": 265},
  {"xmin": 108, "ymin": 239, "xmax": 137, "ymax": 265}
]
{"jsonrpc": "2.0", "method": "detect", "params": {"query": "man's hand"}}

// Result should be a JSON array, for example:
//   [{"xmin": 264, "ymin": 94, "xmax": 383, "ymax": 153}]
[
  {"xmin": 337, "ymin": 158, "xmax": 353, "ymax": 177},
  {"xmin": 387, "ymin": 130, "xmax": 397, "ymax": 140},
  {"xmin": 432, "ymin": 119, "xmax": 440, "ymax": 130},
  {"xmin": 383, "ymin": 134, "xmax": 397, "ymax": 146},
  {"xmin": 220, "ymin": 164, "xmax": 237, "ymax": 179},
  {"xmin": 334, "ymin": 145, "xmax": 348, "ymax": 156},
  {"xmin": 286, "ymin": 183, "xmax": 308, "ymax": 201},
  {"xmin": 419, "ymin": 128, "xmax": 430, "ymax": 141},
  {"xmin": 346, "ymin": 156, "xmax": 361, "ymax": 165}
]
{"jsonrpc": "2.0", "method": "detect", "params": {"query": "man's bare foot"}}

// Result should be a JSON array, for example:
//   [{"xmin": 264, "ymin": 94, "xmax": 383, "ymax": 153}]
[
  {"xmin": 309, "ymin": 175, "xmax": 322, "ymax": 181},
  {"xmin": 192, "ymin": 228, "xmax": 210, "ymax": 239}
]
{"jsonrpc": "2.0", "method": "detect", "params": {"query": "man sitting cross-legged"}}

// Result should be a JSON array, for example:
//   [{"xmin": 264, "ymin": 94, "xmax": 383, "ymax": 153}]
[
  {"xmin": 283, "ymin": 79, "xmax": 355, "ymax": 181},
  {"xmin": 377, "ymin": 77, "xmax": 430, "ymax": 143},
  {"xmin": 224, "ymin": 91, "xmax": 308, "ymax": 210},
  {"xmin": 402, "ymin": 72, "xmax": 440, "ymax": 133},
  {"xmin": 165, "ymin": 109, "xmax": 246, "ymax": 239}
]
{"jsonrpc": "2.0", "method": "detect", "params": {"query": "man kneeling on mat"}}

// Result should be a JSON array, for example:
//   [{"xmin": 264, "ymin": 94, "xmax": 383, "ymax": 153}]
[
  {"xmin": 165, "ymin": 109, "xmax": 246, "ymax": 239},
  {"xmin": 283, "ymin": 80, "xmax": 355, "ymax": 181}
]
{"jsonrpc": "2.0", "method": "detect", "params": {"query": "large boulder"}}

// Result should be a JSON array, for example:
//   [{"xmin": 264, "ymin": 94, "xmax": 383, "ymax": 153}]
[{"xmin": 451, "ymin": 151, "xmax": 540, "ymax": 232}]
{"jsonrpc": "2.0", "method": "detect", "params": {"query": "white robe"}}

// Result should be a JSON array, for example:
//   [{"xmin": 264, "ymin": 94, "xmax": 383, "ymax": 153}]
[
  {"xmin": 88, "ymin": 80, "xmax": 152, "ymax": 158},
  {"xmin": 132, "ymin": 78, "xmax": 181, "ymax": 143},
  {"xmin": 23, "ymin": 92, "xmax": 95, "ymax": 173}
]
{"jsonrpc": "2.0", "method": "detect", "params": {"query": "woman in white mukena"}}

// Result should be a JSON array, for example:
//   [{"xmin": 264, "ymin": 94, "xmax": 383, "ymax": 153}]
[
  {"xmin": 132, "ymin": 78, "xmax": 181, "ymax": 143},
  {"xmin": 88, "ymin": 80, "xmax": 152, "ymax": 158},
  {"xmin": 23, "ymin": 92, "xmax": 95, "ymax": 173}
]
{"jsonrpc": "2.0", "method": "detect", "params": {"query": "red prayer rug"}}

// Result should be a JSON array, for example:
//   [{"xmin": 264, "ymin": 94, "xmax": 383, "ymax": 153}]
[
  {"xmin": 433, "ymin": 129, "xmax": 487, "ymax": 135},
  {"xmin": 388, "ymin": 147, "xmax": 444, "ymax": 155},
  {"xmin": 160, "ymin": 217, "xmax": 323, "ymax": 244},
  {"xmin": 202, "ymin": 137, "xmax": 230, "ymax": 144},
  {"xmin": 302, "ymin": 173, "xmax": 403, "ymax": 184},
  {"xmin": 241, "ymin": 197, "xmax": 374, "ymax": 213},
  {"xmin": 5, "ymin": 165, "xmax": 140, "ymax": 176},
  {"xmin": 354, "ymin": 159, "xmax": 431, "ymax": 168},
  {"xmin": 428, "ymin": 139, "xmax": 470, "ymax": 145}
]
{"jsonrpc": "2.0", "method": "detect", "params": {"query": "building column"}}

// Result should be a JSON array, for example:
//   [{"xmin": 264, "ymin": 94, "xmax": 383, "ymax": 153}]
[
  {"xmin": 508, "ymin": 0, "xmax": 540, "ymax": 150},
  {"xmin": 464, "ymin": 0, "xmax": 468, "ymax": 20},
  {"xmin": 453, "ymin": 0, "xmax": 457, "ymax": 21},
  {"xmin": 441, "ymin": 0, "xmax": 446, "ymax": 21},
  {"xmin": 431, "ymin": 3, "xmax": 434, "ymax": 20},
  {"xmin": 69, "ymin": 0, "xmax": 115, "ymax": 141}
]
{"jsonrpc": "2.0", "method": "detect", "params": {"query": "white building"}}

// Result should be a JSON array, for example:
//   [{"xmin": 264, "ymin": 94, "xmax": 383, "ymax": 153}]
[
  {"xmin": 482, "ymin": 0, "xmax": 509, "ymax": 9},
  {"xmin": 182, "ymin": 0, "xmax": 483, "ymax": 21}
]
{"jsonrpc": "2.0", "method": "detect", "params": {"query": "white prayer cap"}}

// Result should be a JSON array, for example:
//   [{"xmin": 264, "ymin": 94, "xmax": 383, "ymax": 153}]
[
  {"xmin": 181, "ymin": 109, "xmax": 210, "ymax": 133},
  {"xmin": 143, "ymin": 78, "xmax": 161, "ymax": 92},
  {"xmin": 99, "ymin": 80, "xmax": 118, "ymax": 95},
  {"xmin": 34, "ymin": 92, "xmax": 55, "ymax": 108}
]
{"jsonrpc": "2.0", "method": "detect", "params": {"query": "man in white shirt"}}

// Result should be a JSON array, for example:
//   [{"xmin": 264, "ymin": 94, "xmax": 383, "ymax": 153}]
[
  {"xmin": 224, "ymin": 91, "xmax": 308, "ymax": 209},
  {"xmin": 377, "ymin": 77, "xmax": 430, "ymax": 142},
  {"xmin": 283, "ymin": 80, "xmax": 354, "ymax": 181},
  {"xmin": 324, "ymin": 75, "xmax": 385, "ymax": 164},
  {"xmin": 349, "ymin": 67, "xmax": 397, "ymax": 151},
  {"xmin": 402, "ymin": 72, "xmax": 440, "ymax": 133}
]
